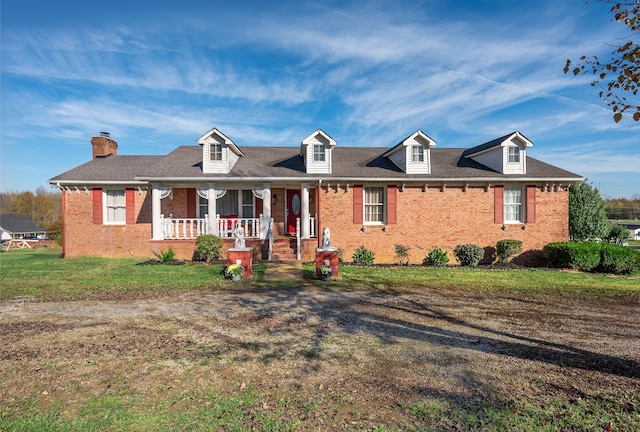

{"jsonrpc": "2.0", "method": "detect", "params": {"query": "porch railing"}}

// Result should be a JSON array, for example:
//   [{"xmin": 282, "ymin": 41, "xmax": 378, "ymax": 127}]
[
  {"xmin": 216, "ymin": 215, "xmax": 262, "ymax": 238},
  {"xmin": 160, "ymin": 214, "xmax": 209, "ymax": 239},
  {"xmin": 159, "ymin": 214, "xmax": 318, "ymax": 241}
]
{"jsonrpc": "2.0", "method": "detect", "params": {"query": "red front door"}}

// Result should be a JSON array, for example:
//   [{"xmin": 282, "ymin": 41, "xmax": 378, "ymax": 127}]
[{"xmin": 286, "ymin": 189, "xmax": 301, "ymax": 234}]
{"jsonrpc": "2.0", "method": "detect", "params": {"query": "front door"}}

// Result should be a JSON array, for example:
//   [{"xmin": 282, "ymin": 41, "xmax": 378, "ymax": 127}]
[{"xmin": 286, "ymin": 189, "xmax": 301, "ymax": 234}]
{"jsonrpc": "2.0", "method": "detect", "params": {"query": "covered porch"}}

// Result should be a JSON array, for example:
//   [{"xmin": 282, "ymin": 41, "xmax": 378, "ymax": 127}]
[{"xmin": 148, "ymin": 183, "xmax": 318, "ymax": 260}]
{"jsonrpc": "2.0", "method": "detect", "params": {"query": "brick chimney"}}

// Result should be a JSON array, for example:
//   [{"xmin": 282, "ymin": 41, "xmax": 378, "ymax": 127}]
[{"xmin": 91, "ymin": 132, "xmax": 118, "ymax": 159}]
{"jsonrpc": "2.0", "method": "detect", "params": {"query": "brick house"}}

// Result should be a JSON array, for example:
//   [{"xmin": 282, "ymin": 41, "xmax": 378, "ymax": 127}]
[{"xmin": 49, "ymin": 128, "xmax": 582, "ymax": 264}]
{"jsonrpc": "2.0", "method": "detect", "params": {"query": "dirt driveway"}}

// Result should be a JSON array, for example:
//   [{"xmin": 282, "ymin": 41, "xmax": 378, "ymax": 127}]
[{"xmin": 1, "ymin": 286, "xmax": 639, "ymax": 429}]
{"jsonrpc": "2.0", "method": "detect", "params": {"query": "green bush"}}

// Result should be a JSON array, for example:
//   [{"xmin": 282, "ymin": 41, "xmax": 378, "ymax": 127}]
[
  {"xmin": 394, "ymin": 244, "xmax": 410, "ymax": 266},
  {"xmin": 423, "ymin": 247, "xmax": 449, "ymax": 267},
  {"xmin": 154, "ymin": 247, "xmax": 176, "ymax": 263},
  {"xmin": 598, "ymin": 243, "xmax": 640, "ymax": 274},
  {"xmin": 544, "ymin": 241, "xmax": 639, "ymax": 274},
  {"xmin": 352, "ymin": 245, "xmax": 375, "ymax": 266},
  {"xmin": 543, "ymin": 242, "xmax": 601, "ymax": 272},
  {"xmin": 453, "ymin": 244, "xmax": 483, "ymax": 267},
  {"xmin": 193, "ymin": 235, "xmax": 223, "ymax": 262},
  {"xmin": 496, "ymin": 239, "xmax": 523, "ymax": 263}
]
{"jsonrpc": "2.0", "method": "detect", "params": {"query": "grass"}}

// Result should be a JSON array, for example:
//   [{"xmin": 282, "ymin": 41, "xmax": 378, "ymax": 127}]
[
  {"xmin": 2, "ymin": 390, "xmax": 300, "ymax": 432},
  {"xmin": 1, "ymin": 249, "xmax": 639, "ymax": 431},
  {"xmin": 1, "ymin": 248, "xmax": 638, "ymax": 300},
  {"xmin": 310, "ymin": 263, "xmax": 640, "ymax": 300},
  {"xmin": 0, "ymin": 249, "xmax": 267, "ymax": 300}
]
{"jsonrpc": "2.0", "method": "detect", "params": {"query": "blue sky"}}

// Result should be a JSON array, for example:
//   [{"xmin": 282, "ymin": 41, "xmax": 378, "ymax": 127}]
[{"xmin": 2, "ymin": 0, "xmax": 639, "ymax": 198}]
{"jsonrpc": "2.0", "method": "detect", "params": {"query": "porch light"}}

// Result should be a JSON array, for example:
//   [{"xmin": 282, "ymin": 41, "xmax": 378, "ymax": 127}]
[{"xmin": 272, "ymin": 194, "xmax": 277, "ymax": 205}]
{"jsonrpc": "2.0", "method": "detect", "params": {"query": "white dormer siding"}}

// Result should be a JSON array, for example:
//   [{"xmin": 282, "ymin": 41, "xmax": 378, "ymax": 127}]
[
  {"xmin": 466, "ymin": 132, "xmax": 532, "ymax": 175},
  {"xmin": 383, "ymin": 130, "xmax": 436, "ymax": 174},
  {"xmin": 301, "ymin": 129, "xmax": 336, "ymax": 174},
  {"xmin": 197, "ymin": 128, "xmax": 244, "ymax": 174}
]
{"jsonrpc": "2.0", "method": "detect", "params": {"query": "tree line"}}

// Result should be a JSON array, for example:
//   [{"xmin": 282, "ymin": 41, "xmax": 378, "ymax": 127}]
[
  {"xmin": 605, "ymin": 196, "xmax": 640, "ymax": 220},
  {"xmin": 0, "ymin": 187, "xmax": 62, "ymax": 238}
]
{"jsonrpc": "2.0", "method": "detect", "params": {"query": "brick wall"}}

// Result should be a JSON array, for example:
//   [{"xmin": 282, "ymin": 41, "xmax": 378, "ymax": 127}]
[
  {"xmin": 62, "ymin": 189, "xmax": 152, "ymax": 258},
  {"xmin": 319, "ymin": 184, "xmax": 569, "ymax": 264},
  {"xmin": 62, "ymin": 183, "xmax": 569, "ymax": 264}
]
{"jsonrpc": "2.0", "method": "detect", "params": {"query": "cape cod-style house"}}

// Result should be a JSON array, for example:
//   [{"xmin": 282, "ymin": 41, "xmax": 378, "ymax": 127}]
[{"xmin": 49, "ymin": 128, "xmax": 582, "ymax": 264}]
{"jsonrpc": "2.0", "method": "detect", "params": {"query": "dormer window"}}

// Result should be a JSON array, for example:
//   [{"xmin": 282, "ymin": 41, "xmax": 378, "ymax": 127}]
[
  {"xmin": 197, "ymin": 127, "xmax": 244, "ymax": 174},
  {"xmin": 412, "ymin": 145, "xmax": 424, "ymax": 162},
  {"xmin": 210, "ymin": 142, "xmax": 222, "ymax": 161},
  {"xmin": 301, "ymin": 129, "xmax": 336, "ymax": 174},
  {"xmin": 313, "ymin": 144, "xmax": 325, "ymax": 162},
  {"xmin": 382, "ymin": 130, "xmax": 435, "ymax": 174},
  {"xmin": 508, "ymin": 146, "xmax": 520, "ymax": 163}
]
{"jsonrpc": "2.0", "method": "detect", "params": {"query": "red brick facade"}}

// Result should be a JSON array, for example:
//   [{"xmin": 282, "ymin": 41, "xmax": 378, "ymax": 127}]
[
  {"xmin": 60, "ymin": 183, "xmax": 569, "ymax": 264},
  {"xmin": 318, "ymin": 184, "xmax": 569, "ymax": 264},
  {"xmin": 61, "ymin": 189, "xmax": 152, "ymax": 258}
]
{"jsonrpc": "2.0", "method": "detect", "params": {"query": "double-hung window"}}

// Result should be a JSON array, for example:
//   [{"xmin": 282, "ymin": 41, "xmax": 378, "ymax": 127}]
[
  {"xmin": 210, "ymin": 143, "xmax": 222, "ymax": 161},
  {"xmin": 508, "ymin": 146, "xmax": 520, "ymax": 163},
  {"xmin": 241, "ymin": 190, "xmax": 254, "ymax": 218},
  {"xmin": 412, "ymin": 145, "xmax": 424, "ymax": 162},
  {"xmin": 504, "ymin": 186, "xmax": 524, "ymax": 223},
  {"xmin": 104, "ymin": 189, "xmax": 126, "ymax": 224},
  {"xmin": 364, "ymin": 187, "xmax": 385, "ymax": 223},
  {"xmin": 198, "ymin": 195, "xmax": 208, "ymax": 217},
  {"xmin": 313, "ymin": 144, "xmax": 325, "ymax": 162}
]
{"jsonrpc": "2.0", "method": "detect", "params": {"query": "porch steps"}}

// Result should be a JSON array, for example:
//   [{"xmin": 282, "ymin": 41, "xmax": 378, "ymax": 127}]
[{"xmin": 271, "ymin": 237, "xmax": 298, "ymax": 262}]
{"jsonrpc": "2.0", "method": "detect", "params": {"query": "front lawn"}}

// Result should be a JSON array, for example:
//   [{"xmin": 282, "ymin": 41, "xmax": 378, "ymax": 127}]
[{"xmin": 1, "ymin": 249, "xmax": 638, "ymax": 300}]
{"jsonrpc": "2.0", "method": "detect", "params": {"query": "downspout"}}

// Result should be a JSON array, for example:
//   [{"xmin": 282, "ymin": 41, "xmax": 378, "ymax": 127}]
[{"xmin": 317, "ymin": 179, "xmax": 322, "ymax": 248}]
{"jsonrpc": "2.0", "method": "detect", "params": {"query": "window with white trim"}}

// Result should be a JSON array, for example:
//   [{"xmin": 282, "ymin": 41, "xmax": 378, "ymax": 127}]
[
  {"xmin": 364, "ymin": 186, "xmax": 385, "ymax": 223},
  {"xmin": 412, "ymin": 145, "xmax": 424, "ymax": 162},
  {"xmin": 508, "ymin": 146, "xmax": 520, "ymax": 163},
  {"xmin": 210, "ymin": 142, "xmax": 222, "ymax": 161},
  {"xmin": 104, "ymin": 189, "xmax": 126, "ymax": 224},
  {"xmin": 198, "ymin": 195, "xmax": 208, "ymax": 217},
  {"xmin": 216, "ymin": 190, "xmax": 254, "ymax": 218},
  {"xmin": 313, "ymin": 144, "xmax": 325, "ymax": 162},
  {"xmin": 241, "ymin": 190, "xmax": 254, "ymax": 218},
  {"xmin": 504, "ymin": 186, "xmax": 524, "ymax": 223}
]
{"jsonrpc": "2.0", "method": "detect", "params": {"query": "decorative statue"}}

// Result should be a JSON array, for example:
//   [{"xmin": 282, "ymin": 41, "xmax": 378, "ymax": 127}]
[
  {"xmin": 234, "ymin": 226, "xmax": 246, "ymax": 249},
  {"xmin": 321, "ymin": 227, "xmax": 331, "ymax": 249}
]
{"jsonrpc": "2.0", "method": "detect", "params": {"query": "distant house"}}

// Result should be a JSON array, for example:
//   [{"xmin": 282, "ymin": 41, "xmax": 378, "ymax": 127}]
[
  {"xmin": 49, "ymin": 129, "xmax": 583, "ymax": 263},
  {"xmin": 621, "ymin": 224, "xmax": 640, "ymax": 240},
  {"xmin": 0, "ymin": 214, "xmax": 47, "ymax": 240}
]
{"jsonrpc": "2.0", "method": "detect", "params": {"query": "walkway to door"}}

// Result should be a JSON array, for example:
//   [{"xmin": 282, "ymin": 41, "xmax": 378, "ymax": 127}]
[{"xmin": 262, "ymin": 261, "xmax": 304, "ymax": 282}]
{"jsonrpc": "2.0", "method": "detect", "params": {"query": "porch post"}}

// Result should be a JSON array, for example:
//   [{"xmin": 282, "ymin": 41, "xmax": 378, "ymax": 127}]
[
  {"xmin": 207, "ymin": 184, "xmax": 218, "ymax": 235},
  {"xmin": 261, "ymin": 184, "xmax": 271, "ymax": 240},
  {"xmin": 152, "ymin": 183, "xmax": 163, "ymax": 240},
  {"xmin": 301, "ymin": 183, "xmax": 310, "ymax": 239}
]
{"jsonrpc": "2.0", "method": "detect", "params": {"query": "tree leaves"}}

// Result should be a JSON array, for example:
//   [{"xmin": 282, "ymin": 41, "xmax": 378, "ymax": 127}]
[{"xmin": 564, "ymin": 2, "xmax": 640, "ymax": 123}]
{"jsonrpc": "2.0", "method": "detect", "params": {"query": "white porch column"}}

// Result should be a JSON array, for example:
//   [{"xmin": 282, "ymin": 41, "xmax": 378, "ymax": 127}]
[
  {"xmin": 301, "ymin": 183, "xmax": 310, "ymax": 239},
  {"xmin": 207, "ymin": 184, "xmax": 218, "ymax": 235},
  {"xmin": 261, "ymin": 184, "xmax": 271, "ymax": 239},
  {"xmin": 151, "ymin": 184, "xmax": 163, "ymax": 240}
]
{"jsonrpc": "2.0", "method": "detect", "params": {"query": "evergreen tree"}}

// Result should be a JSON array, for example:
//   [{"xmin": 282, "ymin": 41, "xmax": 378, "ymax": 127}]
[{"xmin": 569, "ymin": 181, "xmax": 609, "ymax": 241}]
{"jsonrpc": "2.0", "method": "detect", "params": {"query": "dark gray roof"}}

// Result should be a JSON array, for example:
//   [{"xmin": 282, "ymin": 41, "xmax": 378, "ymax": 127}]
[
  {"xmin": 0, "ymin": 214, "xmax": 46, "ymax": 234},
  {"xmin": 49, "ymin": 146, "xmax": 582, "ymax": 184},
  {"xmin": 49, "ymin": 155, "xmax": 161, "ymax": 183},
  {"xmin": 463, "ymin": 131, "xmax": 532, "ymax": 157}
]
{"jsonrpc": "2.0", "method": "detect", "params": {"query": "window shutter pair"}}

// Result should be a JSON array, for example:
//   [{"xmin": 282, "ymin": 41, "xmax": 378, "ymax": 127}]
[
  {"xmin": 493, "ymin": 185, "xmax": 536, "ymax": 224},
  {"xmin": 92, "ymin": 188, "xmax": 136, "ymax": 224},
  {"xmin": 353, "ymin": 185, "xmax": 397, "ymax": 224}
]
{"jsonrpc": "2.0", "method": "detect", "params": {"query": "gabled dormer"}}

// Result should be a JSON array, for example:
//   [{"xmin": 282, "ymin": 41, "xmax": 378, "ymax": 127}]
[
  {"xmin": 300, "ymin": 129, "xmax": 336, "ymax": 174},
  {"xmin": 464, "ymin": 131, "xmax": 533, "ymax": 174},
  {"xmin": 382, "ymin": 130, "xmax": 436, "ymax": 174},
  {"xmin": 197, "ymin": 128, "xmax": 244, "ymax": 174}
]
